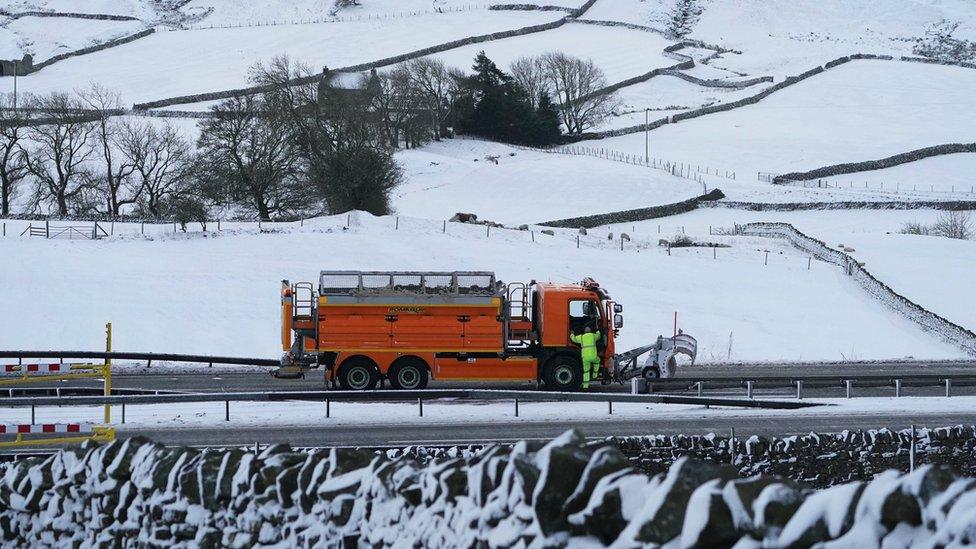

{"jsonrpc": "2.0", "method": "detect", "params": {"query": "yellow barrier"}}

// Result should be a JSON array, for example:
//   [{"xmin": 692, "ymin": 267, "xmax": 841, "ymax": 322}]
[
  {"xmin": 0, "ymin": 323, "xmax": 116, "ymax": 447},
  {"xmin": 0, "ymin": 427, "xmax": 116, "ymax": 448}
]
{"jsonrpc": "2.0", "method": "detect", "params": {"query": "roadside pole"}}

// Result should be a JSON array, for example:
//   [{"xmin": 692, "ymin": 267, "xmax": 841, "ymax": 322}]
[{"xmin": 105, "ymin": 323, "xmax": 112, "ymax": 424}]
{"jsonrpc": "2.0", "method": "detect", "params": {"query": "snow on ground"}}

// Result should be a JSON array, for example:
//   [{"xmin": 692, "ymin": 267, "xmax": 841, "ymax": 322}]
[
  {"xmin": 595, "ymin": 60, "xmax": 976, "ymax": 198},
  {"xmin": 597, "ymin": 75, "xmax": 771, "ymax": 131},
  {"xmin": 815, "ymin": 153, "xmax": 976, "ymax": 195},
  {"xmin": 5, "ymin": 394, "xmax": 976, "ymax": 432},
  {"xmin": 422, "ymin": 23, "xmax": 675, "ymax": 84},
  {"xmin": 10, "ymin": 10, "xmax": 560, "ymax": 106},
  {"xmin": 623, "ymin": 208, "xmax": 976, "ymax": 332},
  {"xmin": 394, "ymin": 139, "xmax": 701, "ymax": 224},
  {"xmin": 584, "ymin": 0, "xmax": 976, "ymax": 77},
  {"xmin": 0, "ymin": 211, "xmax": 965, "ymax": 363},
  {"xmin": 0, "ymin": 15, "xmax": 145, "ymax": 60},
  {"xmin": 0, "ymin": 0, "xmax": 156, "ymax": 18}
]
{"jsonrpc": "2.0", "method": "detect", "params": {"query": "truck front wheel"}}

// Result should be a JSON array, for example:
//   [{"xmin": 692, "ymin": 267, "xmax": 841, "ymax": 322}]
[
  {"xmin": 543, "ymin": 355, "xmax": 583, "ymax": 392},
  {"xmin": 337, "ymin": 357, "xmax": 379, "ymax": 390}
]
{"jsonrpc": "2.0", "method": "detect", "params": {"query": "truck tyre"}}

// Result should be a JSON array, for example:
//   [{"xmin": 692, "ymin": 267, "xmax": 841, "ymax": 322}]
[
  {"xmin": 389, "ymin": 358, "xmax": 429, "ymax": 390},
  {"xmin": 337, "ymin": 357, "xmax": 379, "ymax": 390},
  {"xmin": 543, "ymin": 355, "xmax": 583, "ymax": 392}
]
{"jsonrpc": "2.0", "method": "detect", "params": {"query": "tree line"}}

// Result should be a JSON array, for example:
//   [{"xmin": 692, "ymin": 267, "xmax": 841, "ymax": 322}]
[{"xmin": 0, "ymin": 50, "xmax": 617, "ymax": 221}]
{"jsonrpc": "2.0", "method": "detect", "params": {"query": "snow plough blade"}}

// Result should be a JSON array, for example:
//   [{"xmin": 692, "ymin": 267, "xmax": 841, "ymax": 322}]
[{"xmin": 610, "ymin": 333, "xmax": 698, "ymax": 382}]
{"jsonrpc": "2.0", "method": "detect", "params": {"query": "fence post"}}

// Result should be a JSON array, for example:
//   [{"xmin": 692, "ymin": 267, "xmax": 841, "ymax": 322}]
[
  {"xmin": 45, "ymin": 220, "xmax": 49, "ymax": 238},
  {"xmin": 515, "ymin": 399, "xmax": 519, "ymax": 417},
  {"xmin": 608, "ymin": 400, "xmax": 612, "ymax": 415},
  {"xmin": 895, "ymin": 379, "xmax": 902, "ymax": 397},
  {"xmin": 576, "ymin": 235, "xmax": 580, "ymax": 248},
  {"xmin": 418, "ymin": 397, "xmax": 423, "ymax": 417},
  {"xmin": 909, "ymin": 424, "xmax": 916, "ymax": 472},
  {"xmin": 746, "ymin": 380, "xmax": 753, "ymax": 399},
  {"xmin": 846, "ymin": 379, "xmax": 852, "ymax": 398},
  {"xmin": 31, "ymin": 404, "xmax": 35, "ymax": 425},
  {"xmin": 730, "ymin": 427, "xmax": 736, "ymax": 465},
  {"xmin": 2, "ymin": 222, "xmax": 4, "ymax": 236},
  {"xmin": 443, "ymin": 220, "xmax": 446, "ymax": 233},
  {"xmin": 326, "ymin": 398, "xmax": 330, "ymax": 418},
  {"xmin": 795, "ymin": 380, "xmax": 803, "ymax": 399},
  {"xmin": 696, "ymin": 381, "xmax": 703, "ymax": 396},
  {"xmin": 486, "ymin": 225, "xmax": 490, "ymax": 237},
  {"xmin": 225, "ymin": 400, "xmax": 230, "ymax": 421},
  {"xmin": 945, "ymin": 378, "xmax": 951, "ymax": 397},
  {"xmin": 122, "ymin": 402, "xmax": 126, "ymax": 424},
  {"xmin": 764, "ymin": 251, "xmax": 769, "ymax": 266}
]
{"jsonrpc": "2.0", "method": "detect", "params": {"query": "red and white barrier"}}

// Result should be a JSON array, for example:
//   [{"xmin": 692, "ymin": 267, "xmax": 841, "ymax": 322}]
[
  {"xmin": 1, "ymin": 363, "xmax": 96, "ymax": 375},
  {"xmin": 0, "ymin": 423, "xmax": 93, "ymax": 434}
]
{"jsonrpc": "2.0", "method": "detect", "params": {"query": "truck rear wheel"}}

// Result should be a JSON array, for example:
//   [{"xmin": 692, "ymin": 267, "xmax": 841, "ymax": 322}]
[
  {"xmin": 543, "ymin": 355, "xmax": 583, "ymax": 392},
  {"xmin": 337, "ymin": 357, "xmax": 379, "ymax": 390},
  {"xmin": 389, "ymin": 358, "xmax": 429, "ymax": 390}
]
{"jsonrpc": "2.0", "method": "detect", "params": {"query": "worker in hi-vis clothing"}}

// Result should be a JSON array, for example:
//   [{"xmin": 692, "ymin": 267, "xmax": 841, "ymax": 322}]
[{"xmin": 570, "ymin": 325, "xmax": 602, "ymax": 389}]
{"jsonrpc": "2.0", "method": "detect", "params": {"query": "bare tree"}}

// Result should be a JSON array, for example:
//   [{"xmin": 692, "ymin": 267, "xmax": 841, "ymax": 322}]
[
  {"xmin": 539, "ymin": 52, "xmax": 619, "ymax": 134},
  {"xmin": 118, "ymin": 119, "xmax": 192, "ymax": 218},
  {"xmin": 0, "ymin": 93, "xmax": 31, "ymax": 216},
  {"xmin": 375, "ymin": 65, "xmax": 430, "ymax": 149},
  {"xmin": 196, "ymin": 94, "xmax": 311, "ymax": 220},
  {"xmin": 934, "ymin": 210, "xmax": 973, "ymax": 240},
  {"xmin": 23, "ymin": 92, "xmax": 98, "ymax": 216},
  {"xmin": 401, "ymin": 57, "xmax": 455, "ymax": 139},
  {"xmin": 510, "ymin": 56, "xmax": 548, "ymax": 109},
  {"xmin": 80, "ymin": 84, "xmax": 139, "ymax": 216}
]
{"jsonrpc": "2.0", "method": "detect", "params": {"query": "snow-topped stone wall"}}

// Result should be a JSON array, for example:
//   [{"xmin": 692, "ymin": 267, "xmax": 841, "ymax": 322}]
[{"xmin": 3, "ymin": 429, "xmax": 976, "ymax": 547}]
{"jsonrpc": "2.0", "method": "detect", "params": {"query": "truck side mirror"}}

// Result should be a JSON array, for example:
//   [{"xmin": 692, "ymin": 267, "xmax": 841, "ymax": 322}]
[
  {"xmin": 613, "ymin": 314, "xmax": 623, "ymax": 329},
  {"xmin": 614, "ymin": 303, "xmax": 623, "ymax": 313}
]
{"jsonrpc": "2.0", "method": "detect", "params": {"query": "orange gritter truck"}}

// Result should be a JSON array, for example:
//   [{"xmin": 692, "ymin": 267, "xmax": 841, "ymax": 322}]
[{"xmin": 278, "ymin": 271, "xmax": 696, "ymax": 391}]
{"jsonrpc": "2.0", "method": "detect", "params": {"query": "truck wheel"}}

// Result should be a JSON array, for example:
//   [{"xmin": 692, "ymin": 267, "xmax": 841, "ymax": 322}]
[
  {"xmin": 389, "ymin": 358, "xmax": 429, "ymax": 390},
  {"xmin": 544, "ymin": 356, "xmax": 583, "ymax": 392},
  {"xmin": 337, "ymin": 357, "xmax": 379, "ymax": 390}
]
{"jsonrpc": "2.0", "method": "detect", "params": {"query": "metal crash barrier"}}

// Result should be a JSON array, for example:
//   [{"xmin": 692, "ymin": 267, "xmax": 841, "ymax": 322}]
[{"xmin": 0, "ymin": 323, "xmax": 116, "ymax": 447}]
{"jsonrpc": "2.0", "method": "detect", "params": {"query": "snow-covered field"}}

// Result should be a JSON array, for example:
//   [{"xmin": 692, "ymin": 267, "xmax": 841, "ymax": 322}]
[
  {"xmin": 0, "ymin": 211, "xmax": 966, "ymax": 363},
  {"xmin": 585, "ymin": 0, "xmax": 976, "ymax": 76},
  {"xmin": 11, "ymin": 9, "xmax": 559, "ymax": 106},
  {"xmin": 423, "ymin": 23, "xmax": 676, "ymax": 85},
  {"xmin": 394, "ymin": 139, "xmax": 701, "ymax": 224},
  {"xmin": 597, "ymin": 75, "xmax": 769, "ymax": 131},
  {"xmin": 0, "ymin": 15, "xmax": 145, "ymax": 61},
  {"xmin": 626, "ymin": 208, "xmax": 976, "ymax": 332},
  {"xmin": 596, "ymin": 60, "xmax": 976, "ymax": 193}
]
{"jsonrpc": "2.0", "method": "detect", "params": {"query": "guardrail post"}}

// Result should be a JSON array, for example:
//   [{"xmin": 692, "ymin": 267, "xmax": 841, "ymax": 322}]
[
  {"xmin": 795, "ymin": 380, "xmax": 803, "ymax": 399},
  {"xmin": 418, "ymin": 397, "xmax": 423, "ymax": 417},
  {"xmin": 895, "ymin": 379, "xmax": 902, "ymax": 397},
  {"xmin": 746, "ymin": 380, "xmax": 753, "ymax": 399},
  {"xmin": 225, "ymin": 401, "xmax": 229, "ymax": 421},
  {"xmin": 945, "ymin": 378, "xmax": 951, "ymax": 397},
  {"xmin": 845, "ymin": 379, "xmax": 852, "ymax": 398}
]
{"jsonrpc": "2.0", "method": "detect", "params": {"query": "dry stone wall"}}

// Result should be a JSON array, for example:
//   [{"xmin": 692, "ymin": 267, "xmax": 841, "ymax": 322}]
[
  {"xmin": 739, "ymin": 222, "xmax": 976, "ymax": 355},
  {"xmin": 772, "ymin": 143, "xmax": 976, "ymax": 184},
  {"xmin": 540, "ymin": 189, "xmax": 725, "ymax": 227},
  {"xmin": 4, "ymin": 429, "xmax": 976, "ymax": 547}
]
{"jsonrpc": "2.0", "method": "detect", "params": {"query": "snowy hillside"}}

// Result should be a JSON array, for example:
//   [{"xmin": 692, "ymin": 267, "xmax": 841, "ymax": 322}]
[
  {"xmin": 1, "ymin": 0, "xmax": 975, "ymax": 363},
  {"xmin": 0, "ymin": 212, "xmax": 966, "ymax": 362}
]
